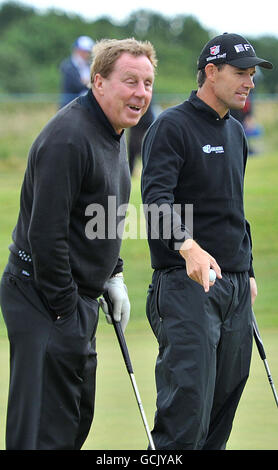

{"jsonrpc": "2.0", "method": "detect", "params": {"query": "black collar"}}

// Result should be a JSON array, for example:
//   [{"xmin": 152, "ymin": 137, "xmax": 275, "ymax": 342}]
[
  {"xmin": 188, "ymin": 90, "xmax": 230, "ymax": 121},
  {"xmin": 78, "ymin": 89, "xmax": 124, "ymax": 141}
]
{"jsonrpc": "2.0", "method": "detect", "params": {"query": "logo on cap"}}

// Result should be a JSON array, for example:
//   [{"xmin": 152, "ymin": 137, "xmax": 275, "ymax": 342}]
[
  {"xmin": 234, "ymin": 43, "xmax": 254, "ymax": 54},
  {"xmin": 210, "ymin": 45, "xmax": 220, "ymax": 56}
]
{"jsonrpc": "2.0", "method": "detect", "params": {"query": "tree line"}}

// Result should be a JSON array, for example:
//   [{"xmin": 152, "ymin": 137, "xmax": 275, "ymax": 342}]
[{"xmin": 0, "ymin": 1, "xmax": 277, "ymax": 96}]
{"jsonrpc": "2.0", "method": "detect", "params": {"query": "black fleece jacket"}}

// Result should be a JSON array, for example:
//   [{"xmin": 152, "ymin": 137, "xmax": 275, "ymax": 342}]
[
  {"xmin": 10, "ymin": 90, "xmax": 131, "ymax": 316},
  {"xmin": 141, "ymin": 90, "xmax": 254, "ymax": 276}
]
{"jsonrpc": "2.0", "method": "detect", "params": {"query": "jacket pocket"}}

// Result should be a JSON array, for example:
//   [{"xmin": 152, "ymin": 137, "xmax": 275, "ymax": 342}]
[{"xmin": 146, "ymin": 272, "xmax": 167, "ymax": 346}]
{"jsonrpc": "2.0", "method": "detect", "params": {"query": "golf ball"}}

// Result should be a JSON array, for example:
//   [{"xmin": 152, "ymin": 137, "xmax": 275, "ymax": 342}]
[{"xmin": 209, "ymin": 269, "xmax": 216, "ymax": 282}]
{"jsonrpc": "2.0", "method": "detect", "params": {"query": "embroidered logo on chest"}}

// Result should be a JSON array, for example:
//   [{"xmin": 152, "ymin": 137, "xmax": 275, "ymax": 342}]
[{"xmin": 202, "ymin": 144, "xmax": 224, "ymax": 155}]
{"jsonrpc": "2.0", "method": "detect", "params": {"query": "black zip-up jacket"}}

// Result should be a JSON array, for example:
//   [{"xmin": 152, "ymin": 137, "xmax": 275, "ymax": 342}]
[
  {"xmin": 10, "ymin": 90, "xmax": 131, "ymax": 316},
  {"xmin": 141, "ymin": 90, "xmax": 254, "ymax": 276}
]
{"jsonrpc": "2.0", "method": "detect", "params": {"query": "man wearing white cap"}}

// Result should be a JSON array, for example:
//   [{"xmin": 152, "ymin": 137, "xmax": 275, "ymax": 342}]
[{"xmin": 59, "ymin": 35, "xmax": 94, "ymax": 108}]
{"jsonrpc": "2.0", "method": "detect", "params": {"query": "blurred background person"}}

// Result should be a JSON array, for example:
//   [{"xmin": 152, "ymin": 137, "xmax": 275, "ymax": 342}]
[
  {"xmin": 231, "ymin": 70, "xmax": 264, "ymax": 155},
  {"xmin": 128, "ymin": 101, "xmax": 155, "ymax": 176},
  {"xmin": 59, "ymin": 35, "xmax": 94, "ymax": 108}
]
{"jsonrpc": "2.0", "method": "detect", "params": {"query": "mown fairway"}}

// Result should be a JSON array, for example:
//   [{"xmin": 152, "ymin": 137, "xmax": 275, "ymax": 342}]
[{"xmin": 0, "ymin": 100, "xmax": 277, "ymax": 450}]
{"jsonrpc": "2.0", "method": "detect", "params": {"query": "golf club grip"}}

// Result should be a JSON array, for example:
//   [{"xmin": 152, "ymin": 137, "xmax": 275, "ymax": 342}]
[
  {"xmin": 252, "ymin": 310, "xmax": 266, "ymax": 360},
  {"xmin": 103, "ymin": 292, "xmax": 134, "ymax": 374}
]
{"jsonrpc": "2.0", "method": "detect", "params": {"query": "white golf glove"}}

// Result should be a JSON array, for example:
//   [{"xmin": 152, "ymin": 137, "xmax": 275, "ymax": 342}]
[{"xmin": 99, "ymin": 275, "xmax": 130, "ymax": 331}]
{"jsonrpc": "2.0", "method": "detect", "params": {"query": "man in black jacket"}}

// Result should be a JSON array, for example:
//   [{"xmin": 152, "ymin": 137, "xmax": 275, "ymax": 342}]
[
  {"xmin": 0, "ymin": 38, "xmax": 156, "ymax": 450},
  {"xmin": 141, "ymin": 33, "xmax": 272, "ymax": 450}
]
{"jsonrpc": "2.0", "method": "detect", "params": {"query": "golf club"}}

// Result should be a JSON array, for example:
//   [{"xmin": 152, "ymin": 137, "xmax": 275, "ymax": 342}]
[
  {"xmin": 252, "ymin": 309, "xmax": 278, "ymax": 408},
  {"xmin": 103, "ymin": 292, "xmax": 156, "ymax": 450}
]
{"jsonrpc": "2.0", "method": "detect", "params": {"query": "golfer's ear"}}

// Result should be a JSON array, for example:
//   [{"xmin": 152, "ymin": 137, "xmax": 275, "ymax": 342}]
[
  {"xmin": 93, "ymin": 73, "xmax": 105, "ymax": 96},
  {"xmin": 205, "ymin": 63, "xmax": 217, "ymax": 83}
]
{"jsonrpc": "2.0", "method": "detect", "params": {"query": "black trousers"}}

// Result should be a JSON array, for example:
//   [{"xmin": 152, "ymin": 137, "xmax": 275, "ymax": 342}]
[
  {"xmin": 0, "ymin": 257, "xmax": 99, "ymax": 450},
  {"xmin": 147, "ymin": 267, "xmax": 253, "ymax": 450}
]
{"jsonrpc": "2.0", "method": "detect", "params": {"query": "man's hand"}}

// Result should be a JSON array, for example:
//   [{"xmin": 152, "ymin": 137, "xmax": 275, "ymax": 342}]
[
  {"xmin": 179, "ymin": 239, "xmax": 222, "ymax": 292},
  {"xmin": 99, "ymin": 275, "xmax": 130, "ymax": 331},
  {"xmin": 250, "ymin": 277, "xmax": 257, "ymax": 306}
]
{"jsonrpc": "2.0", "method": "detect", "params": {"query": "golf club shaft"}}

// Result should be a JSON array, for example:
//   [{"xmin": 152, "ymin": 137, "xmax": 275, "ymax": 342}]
[
  {"xmin": 252, "ymin": 310, "xmax": 278, "ymax": 408},
  {"xmin": 104, "ymin": 292, "xmax": 156, "ymax": 449}
]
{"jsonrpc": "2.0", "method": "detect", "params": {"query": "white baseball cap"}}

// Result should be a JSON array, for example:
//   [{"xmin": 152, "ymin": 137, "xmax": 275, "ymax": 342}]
[{"xmin": 74, "ymin": 36, "xmax": 94, "ymax": 52}]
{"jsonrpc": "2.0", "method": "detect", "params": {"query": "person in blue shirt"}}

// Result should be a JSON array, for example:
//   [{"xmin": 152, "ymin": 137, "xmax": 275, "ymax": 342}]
[{"xmin": 59, "ymin": 35, "xmax": 94, "ymax": 108}]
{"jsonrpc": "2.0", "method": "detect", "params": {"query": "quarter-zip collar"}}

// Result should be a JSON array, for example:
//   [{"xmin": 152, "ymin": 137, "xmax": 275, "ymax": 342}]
[
  {"xmin": 188, "ymin": 90, "xmax": 230, "ymax": 122},
  {"xmin": 78, "ymin": 89, "xmax": 124, "ymax": 141}
]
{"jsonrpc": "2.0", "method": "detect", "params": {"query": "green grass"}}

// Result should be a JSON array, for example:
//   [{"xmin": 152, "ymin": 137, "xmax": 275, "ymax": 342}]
[
  {"xmin": 227, "ymin": 329, "xmax": 278, "ymax": 450},
  {"xmin": 243, "ymin": 150, "xmax": 278, "ymax": 328},
  {"xmin": 0, "ymin": 100, "xmax": 277, "ymax": 450}
]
